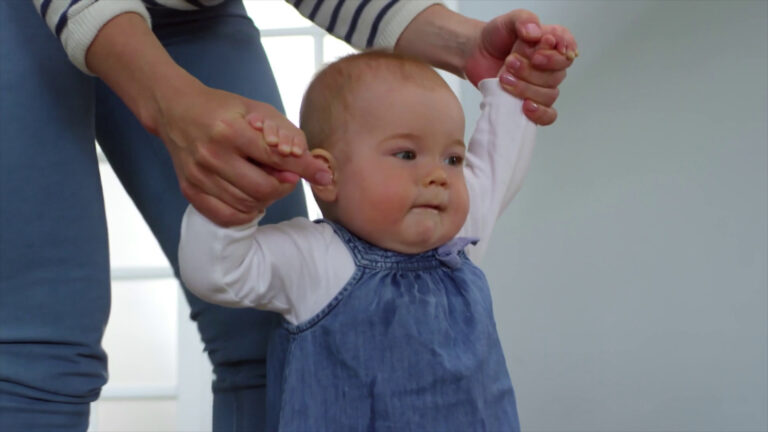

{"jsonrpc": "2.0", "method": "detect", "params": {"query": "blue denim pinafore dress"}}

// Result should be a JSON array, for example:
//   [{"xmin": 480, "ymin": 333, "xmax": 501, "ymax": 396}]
[{"xmin": 267, "ymin": 221, "xmax": 520, "ymax": 431}]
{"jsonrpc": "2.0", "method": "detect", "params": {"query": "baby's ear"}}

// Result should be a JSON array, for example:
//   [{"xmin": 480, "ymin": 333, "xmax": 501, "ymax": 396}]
[{"xmin": 309, "ymin": 148, "xmax": 338, "ymax": 203}]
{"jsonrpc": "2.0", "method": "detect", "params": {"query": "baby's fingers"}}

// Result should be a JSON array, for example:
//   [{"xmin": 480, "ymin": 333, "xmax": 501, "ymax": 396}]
[
  {"xmin": 246, "ymin": 113, "xmax": 306, "ymax": 157},
  {"xmin": 263, "ymin": 120, "xmax": 280, "ymax": 147},
  {"xmin": 540, "ymin": 34, "xmax": 557, "ymax": 51},
  {"xmin": 276, "ymin": 129, "xmax": 307, "ymax": 157},
  {"xmin": 246, "ymin": 114, "xmax": 279, "ymax": 147},
  {"xmin": 544, "ymin": 24, "xmax": 578, "ymax": 59},
  {"xmin": 290, "ymin": 134, "xmax": 306, "ymax": 157}
]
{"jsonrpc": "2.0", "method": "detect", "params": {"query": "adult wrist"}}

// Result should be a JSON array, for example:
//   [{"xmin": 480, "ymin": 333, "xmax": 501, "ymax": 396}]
[
  {"xmin": 394, "ymin": 4, "xmax": 484, "ymax": 78},
  {"xmin": 56, "ymin": 0, "xmax": 150, "ymax": 75},
  {"xmin": 85, "ymin": 12, "xmax": 196, "ymax": 135}
]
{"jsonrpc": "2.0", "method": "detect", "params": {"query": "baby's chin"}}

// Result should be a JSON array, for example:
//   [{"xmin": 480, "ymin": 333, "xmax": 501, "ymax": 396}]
[
  {"xmin": 337, "ymin": 215, "xmax": 462, "ymax": 254},
  {"xmin": 369, "ymin": 230, "xmax": 457, "ymax": 255}
]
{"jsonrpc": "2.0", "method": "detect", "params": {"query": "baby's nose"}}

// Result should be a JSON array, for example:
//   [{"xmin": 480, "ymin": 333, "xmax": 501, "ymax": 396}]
[{"xmin": 424, "ymin": 166, "xmax": 448, "ymax": 186}]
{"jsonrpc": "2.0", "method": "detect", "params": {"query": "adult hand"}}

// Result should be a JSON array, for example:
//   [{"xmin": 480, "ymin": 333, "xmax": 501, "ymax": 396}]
[
  {"xmin": 155, "ymin": 82, "xmax": 329, "ymax": 226},
  {"xmin": 395, "ymin": 6, "xmax": 576, "ymax": 126},
  {"xmin": 86, "ymin": 12, "xmax": 330, "ymax": 227},
  {"xmin": 465, "ymin": 12, "xmax": 577, "ymax": 126}
]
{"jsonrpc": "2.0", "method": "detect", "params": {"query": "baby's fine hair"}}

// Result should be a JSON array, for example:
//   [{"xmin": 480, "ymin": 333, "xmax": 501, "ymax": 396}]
[{"xmin": 299, "ymin": 51, "xmax": 452, "ymax": 150}]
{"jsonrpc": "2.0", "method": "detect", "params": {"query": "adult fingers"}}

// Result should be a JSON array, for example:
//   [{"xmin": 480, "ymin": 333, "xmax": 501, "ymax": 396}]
[
  {"xmin": 483, "ymin": 9, "xmax": 542, "ymax": 60},
  {"xmin": 187, "ymin": 156, "xmax": 299, "ymax": 220},
  {"xmin": 505, "ymin": 9, "xmax": 543, "ymax": 44},
  {"xmin": 189, "ymin": 152, "xmax": 285, "ymax": 212},
  {"xmin": 261, "ymin": 164, "xmax": 301, "ymax": 185},
  {"xmin": 499, "ymin": 72, "xmax": 560, "ymax": 108},
  {"xmin": 522, "ymin": 100, "xmax": 558, "ymax": 126},
  {"xmin": 186, "ymin": 117, "xmax": 287, "ymax": 203},
  {"xmin": 182, "ymin": 184, "xmax": 263, "ymax": 227},
  {"xmin": 504, "ymin": 52, "xmax": 567, "ymax": 89}
]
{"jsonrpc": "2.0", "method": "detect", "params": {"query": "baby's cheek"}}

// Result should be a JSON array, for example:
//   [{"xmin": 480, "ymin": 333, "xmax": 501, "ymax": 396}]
[
  {"xmin": 368, "ymin": 190, "xmax": 410, "ymax": 226},
  {"xmin": 456, "ymin": 181, "xmax": 470, "ymax": 211},
  {"xmin": 452, "ymin": 185, "xmax": 470, "ymax": 227},
  {"xmin": 345, "ymin": 178, "xmax": 402, "ymax": 224}
]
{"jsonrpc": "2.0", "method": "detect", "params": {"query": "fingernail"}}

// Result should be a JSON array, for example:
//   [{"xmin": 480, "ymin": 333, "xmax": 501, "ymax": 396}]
[
  {"xmin": 246, "ymin": 114, "xmax": 261, "ymax": 127},
  {"xmin": 315, "ymin": 171, "xmax": 332, "ymax": 185},
  {"xmin": 500, "ymin": 73, "xmax": 517, "ymax": 88},
  {"xmin": 566, "ymin": 51, "xmax": 576, "ymax": 60},
  {"xmin": 532, "ymin": 54, "xmax": 547, "ymax": 66},
  {"xmin": 524, "ymin": 23, "xmax": 541, "ymax": 38},
  {"xmin": 526, "ymin": 101, "xmax": 539, "ymax": 112},
  {"xmin": 507, "ymin": 56, "xmax": 522, "ymax": 71}
]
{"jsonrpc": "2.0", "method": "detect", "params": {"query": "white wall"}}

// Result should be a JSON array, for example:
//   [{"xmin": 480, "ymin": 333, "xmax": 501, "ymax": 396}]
[{"xmin": 457, "ymin": 1, "xmax": 768, "ymax": 431}]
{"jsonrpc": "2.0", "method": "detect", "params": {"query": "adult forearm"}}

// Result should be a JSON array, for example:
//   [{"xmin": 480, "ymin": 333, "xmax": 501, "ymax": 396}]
[
  {"xmin": 394, "ymin": 4, "xmax": 484, "ymax": 78},
  {"xmin": 84, "ymin": 11, "xmax": 331, "ymax": 227},
  {"xmin": 85, "ymin": 12, "xmax": 198, "ymax": 135}
]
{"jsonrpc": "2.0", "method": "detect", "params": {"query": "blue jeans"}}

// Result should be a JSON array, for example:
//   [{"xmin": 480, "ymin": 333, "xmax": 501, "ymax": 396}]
[{"xmin": 0, "ymin": 1, "xmax": 304, "ymax": 430}]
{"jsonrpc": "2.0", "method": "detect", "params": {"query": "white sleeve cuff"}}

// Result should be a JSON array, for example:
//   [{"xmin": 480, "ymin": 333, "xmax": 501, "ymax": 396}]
[{"xmin": 61, "ymin": 0, "xmax": 151, "ymax": 75}]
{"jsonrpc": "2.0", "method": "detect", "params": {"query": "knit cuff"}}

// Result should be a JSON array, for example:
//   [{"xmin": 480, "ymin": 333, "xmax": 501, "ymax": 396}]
[
  {"xmin": 61, "ymin": 0, "xmax": 151, "ymax": 75},
  {"xmin": 371, "ymin": 0, "xmax": 443, "ymax": 49}
]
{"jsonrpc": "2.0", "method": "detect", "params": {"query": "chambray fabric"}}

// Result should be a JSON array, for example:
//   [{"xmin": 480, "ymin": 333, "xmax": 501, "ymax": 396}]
[
  {"xmin": 267, "ymin": 221, "xmax": 519, "ymax": 431},
  {"xmin": 0, "ymin": 1, "xmax": 304, "ymax": 430}
]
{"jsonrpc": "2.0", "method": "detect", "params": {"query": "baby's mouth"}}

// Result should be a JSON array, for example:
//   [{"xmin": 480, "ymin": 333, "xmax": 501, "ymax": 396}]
[{"xmin": 413, "ymin": 203, "xmax": 443, "ymax": 212}]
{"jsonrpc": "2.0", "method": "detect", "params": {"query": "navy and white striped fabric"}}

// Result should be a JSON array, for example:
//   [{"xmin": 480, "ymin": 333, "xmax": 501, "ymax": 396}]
[
  {"xmin": 288, "ymin": 0, "xmax": 404, "ymax": 49},
  {"xmin": 32, "ymin": 0, "xmax": 441, "ymax": 75}
]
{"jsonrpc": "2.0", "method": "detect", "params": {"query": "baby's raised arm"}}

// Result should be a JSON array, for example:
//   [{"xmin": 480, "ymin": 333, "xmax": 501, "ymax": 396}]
[
  {"xmin": 459, "ymin": 79, "xmax": 537, "ymax": 264},
  {"xmin": 461, "ymin": 30, "xmax": 573, "ymax": 262}
]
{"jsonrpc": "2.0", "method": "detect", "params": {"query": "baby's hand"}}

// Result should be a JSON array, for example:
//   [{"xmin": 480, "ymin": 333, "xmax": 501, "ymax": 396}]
[
  {"xmin": 540, "ymin": 24, "xmax": 578, "ymax": 60},
  {"xmin": 246, "ymin": 113, "xmax": 307, "ymax": 158},
  {"xmin": 244, "ymin": 112, "xmax": 312, "ymax": 188},
  {"xmin": 499, "ymin": 24, "xmax": 577, "ymax": 124},
  {"xmin": 501, "ymin": 24, "xmax": 577, "ymax": 78}
]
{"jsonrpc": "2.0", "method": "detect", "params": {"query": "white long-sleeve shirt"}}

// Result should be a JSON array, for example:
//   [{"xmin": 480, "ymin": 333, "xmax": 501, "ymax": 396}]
[
  {"xmin": 179, "ymin": 79, "xmax": 537, "ymax": 325},
  {"xmin": 32, "ymin": 0, "xmax": 441, "ymax": 74}
]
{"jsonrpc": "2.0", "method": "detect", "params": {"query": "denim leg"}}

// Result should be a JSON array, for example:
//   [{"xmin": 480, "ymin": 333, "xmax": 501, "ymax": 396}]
[
  {"xmin": 0, "ymin": 2, "xmax": 109, "ymax": 431},
  {"xmin": 94, "ymin": 2, "xmax": 306, "ymax": 430}
]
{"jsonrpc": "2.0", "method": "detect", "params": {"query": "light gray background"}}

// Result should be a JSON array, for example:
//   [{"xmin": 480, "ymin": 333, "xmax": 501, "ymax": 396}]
[{"xmin": 457, "ymin": 1, "xmax": 768, "ymax": 431}]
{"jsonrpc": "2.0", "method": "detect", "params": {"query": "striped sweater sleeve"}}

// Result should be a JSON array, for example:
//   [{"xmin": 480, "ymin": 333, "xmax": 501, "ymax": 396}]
[
  {"xmin": 32, "ymin": 0, "xmax": 152, "ymax": 75},
  {"xmin": 286, "ymin": 0, "xmax": 443, "ymax": 50},
  {"xmin": 34, "ymin": 0, "xmax": 442, "ymax": 75}
]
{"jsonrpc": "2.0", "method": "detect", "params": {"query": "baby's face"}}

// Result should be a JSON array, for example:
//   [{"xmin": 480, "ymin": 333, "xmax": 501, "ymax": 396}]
[{"xmin": 331, "ymin": 79, "xmax": 468, "ymax": 254}]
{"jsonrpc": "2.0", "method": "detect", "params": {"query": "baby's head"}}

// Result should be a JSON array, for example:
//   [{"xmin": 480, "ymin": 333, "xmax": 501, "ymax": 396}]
[{"xmin": 301, "ymin": 51, "xmax": 468, "ymax": 254}]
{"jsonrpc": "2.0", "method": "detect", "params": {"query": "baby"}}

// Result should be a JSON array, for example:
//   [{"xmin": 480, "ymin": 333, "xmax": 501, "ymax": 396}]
[{"xmin": 180, "ymin": 51, "xmax": 538, "ymax": 430}]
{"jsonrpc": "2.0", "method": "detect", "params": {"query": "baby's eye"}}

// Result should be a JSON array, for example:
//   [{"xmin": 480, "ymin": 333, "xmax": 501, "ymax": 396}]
[
  {"xmin": 445, "ymin": 155, "xmax": 464, "ymax": 166},
  {"xmin": 394, "ymin": 150, "xmax": 416, "ymax": 160}
]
